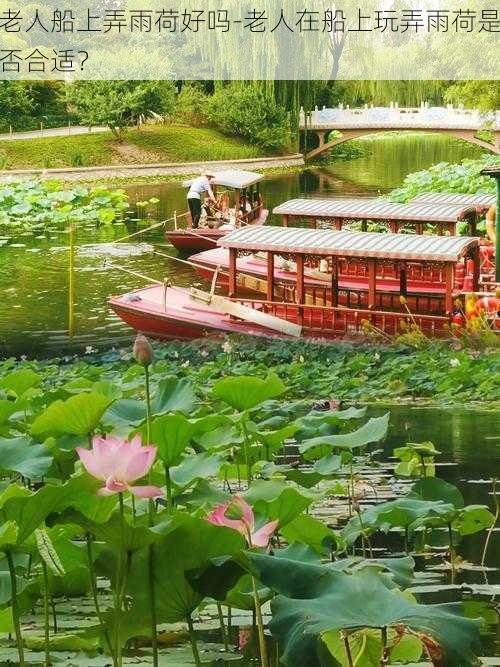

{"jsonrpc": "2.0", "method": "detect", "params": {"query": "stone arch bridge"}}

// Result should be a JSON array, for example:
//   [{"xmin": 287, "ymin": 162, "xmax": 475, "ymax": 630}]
[{"xmin": 301, "ymin": 104, "xmax": 500, "ymax": 159}]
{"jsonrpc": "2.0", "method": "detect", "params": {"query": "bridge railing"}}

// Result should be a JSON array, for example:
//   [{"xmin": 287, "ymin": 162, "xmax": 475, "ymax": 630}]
[{"xmin": 299, "ymin": 104, "xmax": 499, "ymax": 131}]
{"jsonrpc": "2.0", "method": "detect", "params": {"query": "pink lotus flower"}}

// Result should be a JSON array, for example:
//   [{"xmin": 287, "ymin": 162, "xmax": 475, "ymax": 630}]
[
  {"xmin": 77, "ymin": 435, "xmax": 164, "ymax": 498},
  {"xmin": 207, "ymin": 496, "xmax": 278, "ymax": 548}
]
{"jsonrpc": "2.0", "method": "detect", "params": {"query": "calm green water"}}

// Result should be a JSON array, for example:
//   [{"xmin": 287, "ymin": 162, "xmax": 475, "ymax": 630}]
[{"xmin": 0, "ymin": 134, "xmax": 487, "ymax": 359}]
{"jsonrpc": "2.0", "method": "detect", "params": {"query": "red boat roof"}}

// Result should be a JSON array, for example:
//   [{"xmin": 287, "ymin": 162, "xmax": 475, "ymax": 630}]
[
  {"xmin": 219, "ymin": 226, "xmax": 478, "ymax": 263},
  {"xmin": 272, "ymin": 197, "xmax": 476, "ymax": 222}
]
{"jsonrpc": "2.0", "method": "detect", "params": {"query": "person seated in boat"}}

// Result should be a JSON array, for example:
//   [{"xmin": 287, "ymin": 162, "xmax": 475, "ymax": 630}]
[{"xmin": 187, "ymin": 173, "xmax": 216, "ymax": 229}]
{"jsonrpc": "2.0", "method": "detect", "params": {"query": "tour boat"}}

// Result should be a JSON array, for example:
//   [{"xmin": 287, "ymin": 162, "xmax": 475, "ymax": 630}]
[
  {"xmin": 165, "ymin": 170, "xmax": 268, "ymax": 253},
  {"xmin": 273, "ymin": 196, "xmax": 494, "ymax": 235},
  {"xmin": 110, "ymin": 226, "xmax": 489, "ymax": 342}
]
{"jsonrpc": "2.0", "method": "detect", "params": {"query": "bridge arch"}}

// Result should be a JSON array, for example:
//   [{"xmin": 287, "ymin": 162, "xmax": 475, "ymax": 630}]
[{"xmin": 306, "ymin": 127, "xmax": 500, "ymax": 160}]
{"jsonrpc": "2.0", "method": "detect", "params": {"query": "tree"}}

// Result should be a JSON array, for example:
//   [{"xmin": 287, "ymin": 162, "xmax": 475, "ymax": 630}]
[
  {"xmin": 0, "ymin": 83, "xmax": 33, "ymax": 129},
  {"xmin": 66, "ymin": 81, "xmax": 175, "ymax": 140},
  {"xmin": 444, "ymin": 81, "xmax": 500, "ymax": 113}
]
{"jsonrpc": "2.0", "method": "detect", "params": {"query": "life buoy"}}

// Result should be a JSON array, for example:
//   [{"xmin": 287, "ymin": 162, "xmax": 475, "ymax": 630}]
[{"xmin": 472, "ymin": 295, "xmax": 500, "ymax": 318}]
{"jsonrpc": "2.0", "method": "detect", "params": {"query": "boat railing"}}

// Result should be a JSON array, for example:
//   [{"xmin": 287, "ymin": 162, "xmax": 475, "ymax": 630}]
[{"xmin": 229, "ymin": 297, "xmax": 451, "ymax": 337}]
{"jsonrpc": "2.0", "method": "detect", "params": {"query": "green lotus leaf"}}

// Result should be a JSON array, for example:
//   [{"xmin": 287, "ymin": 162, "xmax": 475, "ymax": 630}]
[
  {"xmin": 151, "ymin": 413, "xmax": 195, "ymax": 467},
  {"xmin": 152, "ymin": 377, "xmax": 196, "ymax": 415},
  {"xmin": 31, "ymin": 392, "xmax": 113, "ymax": 436},
  {"xmin": 250, "ymin": 553, "xmax": 481, "ymax": 667},
  {"xmin": 212, "ymin": 373, "xmax": 286, "ymax": 411},
  {"xmin": 410, "ymin": 477, "xmax": 465, "ymax": 509},
  {"xmin": 244, "ymin": 480, "xmax": 316, "ymax": 527},
  {"xmin": 0, "ymin": 436, "xmax": 52, "ymax": 478},
  {"xmin": 170, "ymin": 452, "xmax": 225, "ymax": 489},
  {"xmin": 299, "ymin": 414, "xmax": 390, "ymax": 455},
  {"xmin": 0, "ymin": 369, "xmax": 41, "ymax": 397}
]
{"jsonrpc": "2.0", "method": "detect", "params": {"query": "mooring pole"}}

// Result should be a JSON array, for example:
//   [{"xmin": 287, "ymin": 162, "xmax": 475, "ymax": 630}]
[{"xmin": 481, "ymin": 166, "xmax": 500, "ymax": 283}]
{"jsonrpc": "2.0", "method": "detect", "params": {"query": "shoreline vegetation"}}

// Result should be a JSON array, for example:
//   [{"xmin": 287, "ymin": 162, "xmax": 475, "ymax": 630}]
[
  {"xmin": 2, "ymin": 338, "xmax": 499, "ymax": 408},
  {"xmin": 0, "ymin": 123, "xmax": 370, "ymax": 177}
]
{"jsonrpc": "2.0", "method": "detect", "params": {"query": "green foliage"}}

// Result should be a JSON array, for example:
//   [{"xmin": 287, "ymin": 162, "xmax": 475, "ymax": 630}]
[
  {"xmin": 212, "ymin": 373, "xmax": 286, "ymax": 412},
  {"xmin": 0, "ymin": 82, "xmax": 33, "ymax": 127},
  {"xmin": 444, "ymin": 81, "xmax": 500, "ymax": 113},
  {"xmin": 250, "ymin": 553, "xmax": 481, "ymax": 667},
  {"xmin": 0, "ymin": 180, "xmax": 128, "ymax": 230},
  {"xmin": 174, "ymin": 82, "xmax": 209, "ymax": 125},
  {"xmin": 31, "ymin": 392, "xmax": 112, "ymax": 437},
  {"xmin": 206, "ymin": 83, "xmax": 292, "ymax": 152},
  {"xmin": 66, "ymin": 81, "xmax": 172, "ymax": 139},
  {"xmin": 0, "ymin": 350, "xmax": 493, "ymax": 665},
  {"xmin": 388, "ymin": 155, "xmax": 500, "ymax": 203}
]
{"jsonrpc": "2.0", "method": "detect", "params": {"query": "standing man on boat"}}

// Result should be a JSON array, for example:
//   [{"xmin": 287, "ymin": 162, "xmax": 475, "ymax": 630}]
[{"xmin": 187, "ymin": 173, "xmax": 217, "ymax": 229}]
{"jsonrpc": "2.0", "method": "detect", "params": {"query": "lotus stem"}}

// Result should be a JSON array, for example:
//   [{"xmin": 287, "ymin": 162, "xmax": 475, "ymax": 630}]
[
  {"xmin": 6, "ymin": 550, "xmax": 25, "ymax": 667},
  {"xmin": 251, "ymin": 575, "xmax": 269, "ymax": 667},
  {"xmin": 86, "ymin": 533, "xmax": 114, "ymax": 661},
  {"xmin": 164, "ymin": 465, "xmax": 173, "ymax": 509},
  {"xmin": 241, "ymin": 418, "xmax": 252, "ymax": 486},
  {"xmin": 42, "ymin": 561, "xmax": 50, "ymax": 667},
  {"xmin": 380, "ymin": 626, "xmax": 389, "ymax": 666},
  {"xmin": 447, "ymin": 523, "xmax": 455, "ymax": 582},
  {"xmin": 187, "ymin": 614, "xmax": 202, "ymax": 667},
  {"xmin": 341, "ymin": 632, "xmax": 354, "ymax": 667},
  {"xmin": 144, "ymin": 365, "xmax": 159, "ymax": 666},
  {"xmin": 216, "ymin": 602, "xmax": 229, "ymax": 652},
  {"xmin": 481, "ymin": 478, "xmax": 498, "ymax": 567},
  {"xmin": 115, "ymin": 493, "xmax": 126, "ymax": 667},
  {"xmin": 404, "ymin": 526, "xmax": 409, "ymax": 555},
  {"xmin": 51, "ymin": 600, "xmax": 57, "ymax": 634},
  {"xmin": 148, "ymin": 545, "xmax": 159, "ymax": 667}
]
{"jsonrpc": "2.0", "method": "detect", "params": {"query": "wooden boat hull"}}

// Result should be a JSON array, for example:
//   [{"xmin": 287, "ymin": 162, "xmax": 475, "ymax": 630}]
[
  {"xmin": 109, "ymin": 285, "xmax": 292, "ymax": 341},
  {"xmin": 166, "ymin": 209, "xmax": 269, "ymax": 253},
  {"xmin": 109, "ymin": 285, "xmax": 451, "ymax": 343}
]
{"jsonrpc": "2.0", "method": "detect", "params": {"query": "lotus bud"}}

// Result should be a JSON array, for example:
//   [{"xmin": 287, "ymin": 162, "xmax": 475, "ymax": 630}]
[
  {"xmin": 399, "ymin": 295, "xmax": 407, "ymax": 305},
  {"xmin": 133, "ymin": 334, "xmax": 153, "ymax": 367},
  {"xmin": 226, "ymin": 501, "xmax": 245, "ymax": 521}
]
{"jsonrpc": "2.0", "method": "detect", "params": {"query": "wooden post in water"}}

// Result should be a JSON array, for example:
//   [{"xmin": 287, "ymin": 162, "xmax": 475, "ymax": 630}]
[{"xmin": 68, "ymin": 223, "xmax": 75, "ymax": 339}]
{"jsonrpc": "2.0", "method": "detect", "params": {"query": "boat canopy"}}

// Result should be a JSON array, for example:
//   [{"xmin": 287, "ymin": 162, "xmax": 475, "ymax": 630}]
[
  {"xmin": 272, "ymin": 198, "xmax": 476, "ymax": 222},
  {"xmin": 410, "ymin": 192, "xmax": 495, "ymax": 207},
  {"xmin": 219, "ymin": 226, "xmax": 478, "ymax": 263},
  {"xmin": 183, "ymin": 170, "xmax": 264, "ymax": 190}
]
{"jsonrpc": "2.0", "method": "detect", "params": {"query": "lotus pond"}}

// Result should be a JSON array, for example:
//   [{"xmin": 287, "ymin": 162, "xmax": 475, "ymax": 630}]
[
  {"xmin": 0, "ymin": 133, "xmax": 498, "ymax": 666},
  {"xmin": 0, "ymin": 338, "xmax": 498, "ymax": 666}
]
